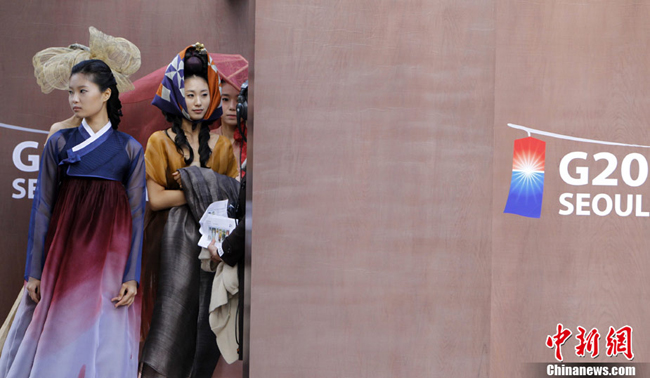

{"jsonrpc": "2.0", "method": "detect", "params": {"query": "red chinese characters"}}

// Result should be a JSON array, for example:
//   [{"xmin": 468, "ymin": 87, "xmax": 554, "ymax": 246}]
[
  {"xmin": 575, "ymin": 326, "xmax": 600, "ymax": 358},
  {"xmin": 546, "ymin": 323, "xmax": 572, "ymax": 362},
  {"xmin": 547, "ymin": 325, "xmax": 634, "ymax": 361},
  {"xmin": 606, "ymin": 326, "xmax": 634, "ymax": 360}
]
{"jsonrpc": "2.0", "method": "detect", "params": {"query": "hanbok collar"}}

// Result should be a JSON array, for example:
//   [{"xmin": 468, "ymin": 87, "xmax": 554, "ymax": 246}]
[
  {"xmin": 74, "ymin": 119, "xmax": 112, "ymax": 152},
  {"xmin": 60, "ymin": 119, "xmax": 113, "ymax": 165}
]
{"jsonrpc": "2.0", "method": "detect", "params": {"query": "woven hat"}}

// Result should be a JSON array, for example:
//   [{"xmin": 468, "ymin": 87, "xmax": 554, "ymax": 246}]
[{"xmin": 32, "ymin": 26, "xmax": 141, "ymax": 93}]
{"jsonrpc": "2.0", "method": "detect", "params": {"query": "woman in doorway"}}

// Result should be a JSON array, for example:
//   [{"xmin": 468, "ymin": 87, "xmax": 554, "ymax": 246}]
[
  {"xmin": 209, "ymin": 74, "xmax": 248, "ymax": 378},
  {"xmin": 0, "ymin": 59, "xmax": 145, "ymax": 378},
  {"xmin": 213, "ymin": 75, "xmax": 247, "ymax": 180},
  {"xmin": 140, "ymin": 43, "xmax": 239, "ymax": 378}
]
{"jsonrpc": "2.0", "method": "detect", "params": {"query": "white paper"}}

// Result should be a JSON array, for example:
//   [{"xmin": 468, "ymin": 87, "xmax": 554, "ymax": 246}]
[
  {"xmin": 198, "ymin": 200, "xmax": 236, "ymax": 249},
  {"xmin": 200, "ymin": 200, "xmax": 229, "ymax": 222}
]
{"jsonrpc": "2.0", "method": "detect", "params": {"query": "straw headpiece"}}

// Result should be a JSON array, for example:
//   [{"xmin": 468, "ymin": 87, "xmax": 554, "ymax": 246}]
[{"xmin": 33, "ymin": 26, "xmax": 141, "ymax": 93}]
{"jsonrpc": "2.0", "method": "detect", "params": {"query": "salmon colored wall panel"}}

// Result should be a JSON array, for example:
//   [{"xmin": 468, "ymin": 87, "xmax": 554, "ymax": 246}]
[
  {"xmin": 492, "ymin": 1, "xmax": 650, "ymax": 376},
  {"xmin": 249, "ymin": 1, "xmax": 494, "ymax": 376}
]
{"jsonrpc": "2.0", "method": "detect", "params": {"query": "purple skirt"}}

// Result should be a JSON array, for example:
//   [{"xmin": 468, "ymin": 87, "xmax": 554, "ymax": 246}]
[{"xmin": 0, "ymin": 178, "xmax": 141, "ymax": 378}]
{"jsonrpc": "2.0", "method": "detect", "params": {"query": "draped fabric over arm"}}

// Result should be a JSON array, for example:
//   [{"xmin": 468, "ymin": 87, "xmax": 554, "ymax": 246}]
[
  {"xmin": 140, "ymin": 166, "xmax": 239, "ymax": 377},
  {"xmin": 122, "ymin": 138, "xmax": 146, "ymax": 284},
  {"xmin": 145, "ymin": 130, "xmax": 239, "ymax": 185},
  {"xmin": 24, "ymin": 133, "xmax": 65, "ymax": 281}
]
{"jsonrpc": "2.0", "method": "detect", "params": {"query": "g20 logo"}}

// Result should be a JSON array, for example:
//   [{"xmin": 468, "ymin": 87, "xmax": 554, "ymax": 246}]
[{"xmin": 559, "ymin": 152, "xmax": 649, "ymax": 217}]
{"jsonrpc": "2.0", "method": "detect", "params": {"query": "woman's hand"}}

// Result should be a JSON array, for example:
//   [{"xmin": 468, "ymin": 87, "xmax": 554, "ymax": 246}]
[
  {"xmin": 208, "ymin": 239, "xmax": 222, "ymax": 263},
  {"xmin": 111, "ymin": 280, "xmax": 138, "ymax": 308},
  {"xmin": 172, "ymin": 170, "xmax": 182, "ymax": 188},
  {"xmin": 26, "ymin": 277, "xmax": 41, "ymax": 304}
]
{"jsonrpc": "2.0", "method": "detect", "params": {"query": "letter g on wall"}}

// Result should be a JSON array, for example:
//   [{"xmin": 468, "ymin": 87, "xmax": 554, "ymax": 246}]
[{"xmin": 13, "ymin": 141, "xmax": 39, "ymax": 172}]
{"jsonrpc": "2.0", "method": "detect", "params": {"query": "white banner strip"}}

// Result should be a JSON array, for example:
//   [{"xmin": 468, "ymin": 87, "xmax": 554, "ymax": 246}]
[
  {"xmin": 0, "ymin": 123, "xmax": 49, "ymax": 135},
  {"xmin": 508, "ymin": 123, "xmax": 650, "ymax": 149}
]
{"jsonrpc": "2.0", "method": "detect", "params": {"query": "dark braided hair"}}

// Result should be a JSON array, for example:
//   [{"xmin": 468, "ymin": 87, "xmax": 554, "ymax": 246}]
[
  {"xmin": 165, "ymin": 47, "xmax": 213, "ymax": 167},
  {"xmin": 164, "ymin": 112, "xmax": 214, "ymax": 167},
  {"xmin": 70, "ymin": 59, "xmax": 122, "ymax": 129},
  {"xmin": 198, "ymin": 120, "xmax": 212, "ymax": 167}
]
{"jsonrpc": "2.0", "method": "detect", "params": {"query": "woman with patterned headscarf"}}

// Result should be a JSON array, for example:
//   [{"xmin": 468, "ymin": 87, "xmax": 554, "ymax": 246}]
[{"xmin": 139, "ymin": 43, "xmax": 239, "ymax": 378}]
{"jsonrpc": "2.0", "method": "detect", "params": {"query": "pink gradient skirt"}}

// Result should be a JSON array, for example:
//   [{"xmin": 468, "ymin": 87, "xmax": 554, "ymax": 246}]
[{"xmin": 0, "ymin": 178, "xmax": 141, "ymax": 378}]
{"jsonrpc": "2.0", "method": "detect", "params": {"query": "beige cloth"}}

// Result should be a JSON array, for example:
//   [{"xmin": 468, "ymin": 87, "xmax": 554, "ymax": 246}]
[
  {"xmin": 198, "ymin": 250, "xmax": 240, "ymax": 364},
  {"xmin": 0, "ymin": 289, "xmax": 24, "ymax": 358}
]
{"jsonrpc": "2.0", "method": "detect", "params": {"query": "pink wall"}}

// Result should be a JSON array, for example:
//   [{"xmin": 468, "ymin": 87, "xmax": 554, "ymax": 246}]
[
  {"xmin": 248, "ymin": 0, "xmax": 493, "ymax": 376},
  {"xmin": 492, "ymin": 1, "xmax": 650, "ymax": 375},
  {"xmin": 249, "ymin": 0, "xmax": 649, "ymax": 376}
]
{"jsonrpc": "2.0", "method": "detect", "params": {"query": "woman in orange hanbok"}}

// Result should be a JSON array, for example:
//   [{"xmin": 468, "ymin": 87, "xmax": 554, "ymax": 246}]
[{"xmin": 139, "ymin": 43, "xmax": 239, "ymax": 378}]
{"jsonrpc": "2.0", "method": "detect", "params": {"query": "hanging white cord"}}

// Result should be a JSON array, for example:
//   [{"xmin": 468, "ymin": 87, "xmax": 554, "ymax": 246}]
[
  {"xmin": 508, "ymin": 123, "xmax": 650, "ymax": 149},
  {"xmin": 0, "ymin": 123, "xmax": 49, "ymax": 135}
]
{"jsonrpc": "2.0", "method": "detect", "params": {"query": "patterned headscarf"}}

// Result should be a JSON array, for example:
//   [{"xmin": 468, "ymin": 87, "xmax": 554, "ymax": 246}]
[{"xmin": 152, "ymin": 43, "xmax": 222, "ymax": 123}]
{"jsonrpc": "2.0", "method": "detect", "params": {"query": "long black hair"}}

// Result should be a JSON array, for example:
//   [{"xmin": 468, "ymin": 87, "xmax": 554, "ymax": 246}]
[
  {"xmin": 166, "ymin": 47, "xmax": 213, "ymax": 167},
  {"xmin": 165, "ymin": 112, "xmax": 213, "ymax": 167},
  {"xmin": 70, "ymin": 59, "xmax": 122, "ymax": 129}
]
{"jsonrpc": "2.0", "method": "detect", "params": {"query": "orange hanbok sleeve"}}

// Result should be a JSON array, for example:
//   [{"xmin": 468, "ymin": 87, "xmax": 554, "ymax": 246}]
[{"xmin": 145, "ymin": 131, "xmax": 170, "ymax": 188}]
